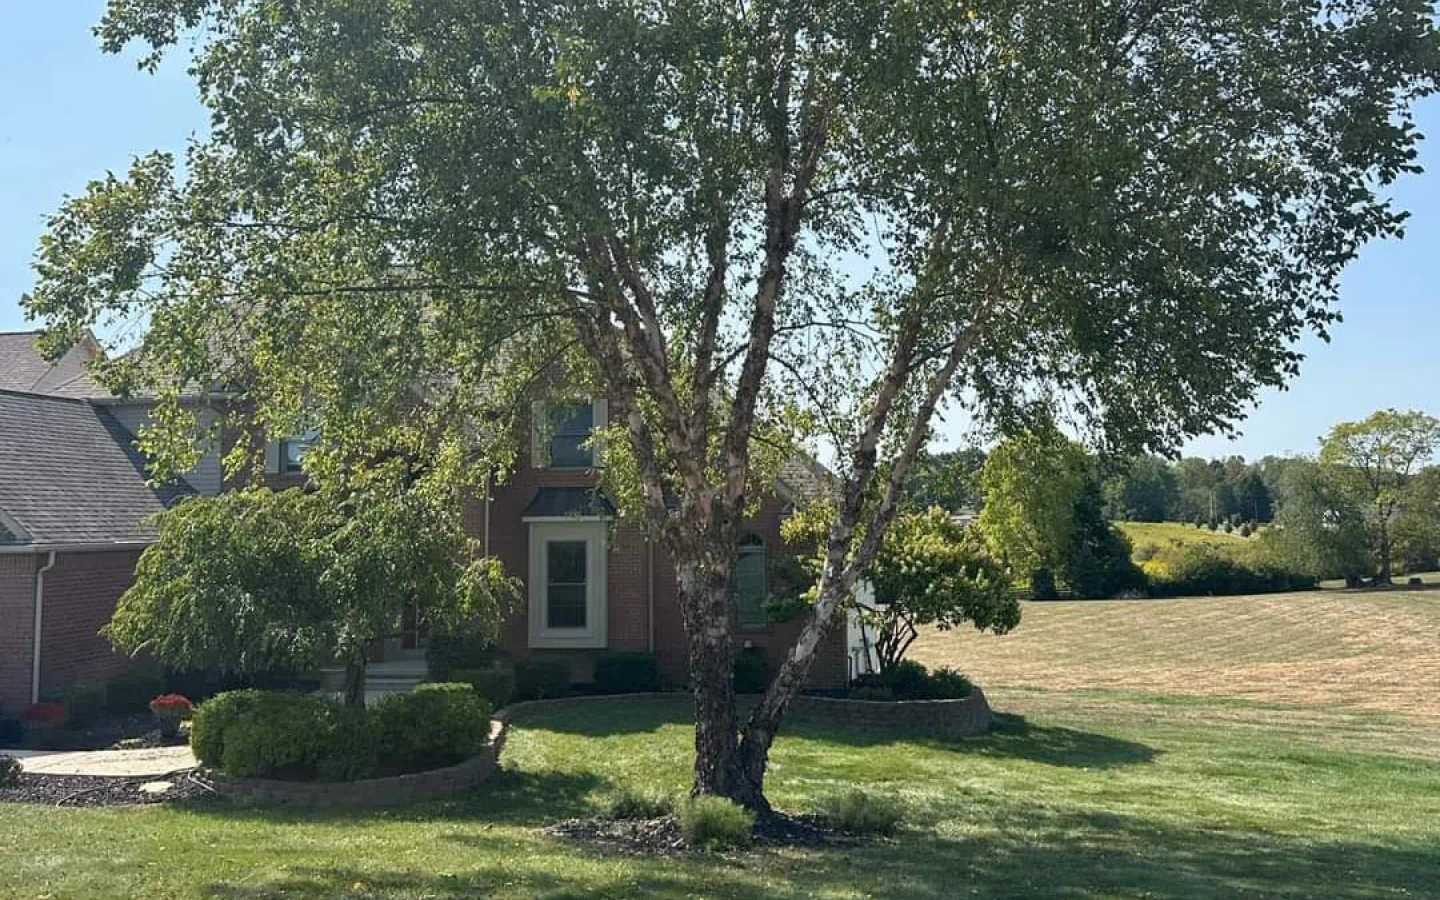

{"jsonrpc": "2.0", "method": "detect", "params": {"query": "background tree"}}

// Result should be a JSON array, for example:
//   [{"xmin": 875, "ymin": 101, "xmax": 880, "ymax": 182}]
[
  {"xmin": 783, "ymin": 505, "xmax": 1017, "ymax": 674},
  {"xmin": 106, "ymin": 482, "xmax": 522, "ymax": 705},
  {"xmin": 1393, "ymin": 466, "xmax": 1440, "ymax": 574},
  {"xmin": 28, "ymin": 0, "xmax": 1438, "ymax": 809},
  {"xmin": 977, "ymin": 426, "xmax": 1089, "ymax": 592},
  {"xmin": 1102, "ymin": 455, "xmax": 1180, "ymax": 522},
  {"xmin": 902, "ymin": 448, "xmax": 987, "ymax": 514},
  {"xmin": 1261, "ymin": 459, "xmax": 1370, "ymax": 585},
  {"xmin": 1319, "ymin": 410, "xmax": 1440, "ymax": 583}
]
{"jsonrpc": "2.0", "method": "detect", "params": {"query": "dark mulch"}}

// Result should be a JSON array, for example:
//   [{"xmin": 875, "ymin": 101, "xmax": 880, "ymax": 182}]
[
  {"xmin": 0, "ymin": 770, "xmax": 220, "ymax": 808},
  {"xmin": 0, "ymin": 715, "xmax": 187, "ymax": 753},
  {"xmin": 547, "ymin": 811, "xmax": 850, "ymax": 856}
]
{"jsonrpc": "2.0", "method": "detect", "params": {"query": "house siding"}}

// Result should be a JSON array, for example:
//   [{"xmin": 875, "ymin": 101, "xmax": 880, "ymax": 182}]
[
  {"xmin": 0, "ymin": 554, "xmax": 37, "ymax": 712},
  {"xmin": 107, "ymin": 402, "xmax": 225, "ymax": 496},
  {"xmin": 36, "ymin": 549, "xmax": 148, "ymax": 697}
]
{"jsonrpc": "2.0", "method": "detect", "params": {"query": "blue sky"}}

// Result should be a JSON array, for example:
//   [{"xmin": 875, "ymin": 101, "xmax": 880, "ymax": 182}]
[{"xmin": 2, "ymin": 3, "xmax": 1436, "ymax": 461}]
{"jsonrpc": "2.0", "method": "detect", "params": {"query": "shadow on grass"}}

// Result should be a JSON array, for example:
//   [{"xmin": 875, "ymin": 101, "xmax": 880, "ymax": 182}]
[{"xmin": 200, "ymin": 805, "xmax": 1440, "ymax": 900}]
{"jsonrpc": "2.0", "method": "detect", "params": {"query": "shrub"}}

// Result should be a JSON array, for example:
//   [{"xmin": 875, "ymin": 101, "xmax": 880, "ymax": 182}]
[
  {"xmin": 0, "ymin": 713, "xmax": 21, "ymax": 746},
  {"xmin": 189, "ymin": 689, "xmax": 266, "ymax": 767},
  {"xmin": 605, "ymin": 786, "xmax": 675, "ymax": 820},
  {"xmin": 679, "ymin": 795, "xmax": 755, "ymax": 850},
  {"xmin": 0, "ymin": 754, "xmax": 20, "ymax": 788},
  {"xmin": 1239, "ymin": 522, "xmax": 1253, "ymax": 538},
  {"xmin": 45, "ymin": 684, "xmax": 105, "ymax": 729},
  {"xmin": 816, "ymin": 789, "xmax": 906, "ymax": 836},
  {"xmin": 927, "ymin": 666, "xmax": 973, "ymax": 699},
  {"xmin": 105, "ymin": 671, "xmax": 167, "ymax": 715},
  {"xmin": 884, "ymin": 660, "xmax": 932, "ymax": 701},
  {"xmin": 848, "ymin": 685, "xmax": 895, "ymax": 702},
  {"xmin": 21, "ymin": 703, "xmax": 66, "ymax": 728},
  {"xmin": 425, "ymin": 630, "xmax": 499, "ymax": 681},
  {"xmin": 219, "ymin": 694, "xmax": 338, "ymax": 779},
  {"xmin": 593, "ymin": 652, "xmax": 661, "ymax": 694},
  {"xmin": 149, "ymin": 694, "xmax": 195, "ymax": 721},
  {"xmin": 315, "ymin": 704, "xmax": 377, "ymax": 782},
  {"xmin": 450, "ymin": 662, "xmax": 517, "ymax": 709},
  {"xmin": 1147, "ymin": 545, "xmax": 1315, "ymax": 597},
  {"xmin": 371, "ymin": 683, "xmax": 490, "ymax": 773},
  {"xmin": 513, "ymin": 659, "xmax": 571, "ymax": 701},
  {"xmin": 733, "ymin": 647, "xmax": 768, "ymax": 694},
  {"xmin": 1222, "ymin": 521, "xmax": 1234, "ymax": 534},
  {"xmin": 1030, "ymin": 567, "xmax": 1059, "ymax": 600}
]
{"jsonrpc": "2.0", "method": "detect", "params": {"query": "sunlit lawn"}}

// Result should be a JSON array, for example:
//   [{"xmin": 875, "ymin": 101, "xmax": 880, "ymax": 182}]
[{"xmin": 3, "ymin": 584, "xmax": 1440, "ymax": 898}]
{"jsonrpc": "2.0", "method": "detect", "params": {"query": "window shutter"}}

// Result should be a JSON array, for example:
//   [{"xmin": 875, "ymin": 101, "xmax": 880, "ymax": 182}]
[
  {"xmin": 592, "ymin": 398, "xmax": 608, "ymax": 466},
  {"xmin": 531, "ymin": 401, "xmax": 548, "ymax": 468}
]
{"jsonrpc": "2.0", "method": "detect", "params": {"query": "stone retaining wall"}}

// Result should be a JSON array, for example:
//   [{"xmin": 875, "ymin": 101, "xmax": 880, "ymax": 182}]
[
  {"xmin": 208, "ymin": 719, "xmax": 508, "ymax": 808},
  {"xmin": 210, "ymin": 687, "xmax": 991, "ymax": 807}
]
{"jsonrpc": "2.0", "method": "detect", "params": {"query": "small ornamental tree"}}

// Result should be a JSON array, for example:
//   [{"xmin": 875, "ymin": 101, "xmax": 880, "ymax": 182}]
[
  {"xmin": 977, "ymin": 425, "xmax": 1089, "ymax": 583},
  {"xmin": 27, "ymin": 0, "xmax": 1439, "ymax": 809},
  {"xmin": 106, "ymin": 480, "xmax": 522, "ymax": 705},
  {"xmin": 783, "ymin": 505, "xmax": 1018, "ymax": 675}
]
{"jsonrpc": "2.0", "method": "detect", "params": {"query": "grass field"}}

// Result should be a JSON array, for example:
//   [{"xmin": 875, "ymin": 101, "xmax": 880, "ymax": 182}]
[
  {"xmin": 2, "ymin": 585, "xmax": 1438, "ymax": 898},
  {"xmin": 1117, "ymin": 521, "xmax": 1253, "ymax": 560}
]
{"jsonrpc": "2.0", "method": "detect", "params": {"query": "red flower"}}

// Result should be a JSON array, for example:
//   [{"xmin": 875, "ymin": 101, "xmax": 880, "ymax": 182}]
[
  {"xmin": 21, "ymin": 702, "xmax": 66, "ymax": 725},
  {"xmin": 149, "ymin": 694, "xmax": 195, "ymax": 719}
]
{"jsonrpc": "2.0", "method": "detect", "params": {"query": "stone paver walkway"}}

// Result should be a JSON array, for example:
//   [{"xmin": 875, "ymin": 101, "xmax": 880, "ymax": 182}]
[{"xmin": 9, "ymin": 746, "xmax": 196, "ymax": 777}]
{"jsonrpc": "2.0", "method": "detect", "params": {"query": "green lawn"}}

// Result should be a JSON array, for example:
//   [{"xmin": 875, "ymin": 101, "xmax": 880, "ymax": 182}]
[
  {"xmin": 1117, "ymin": 520, "xmax": 1253, "ymax": 558},
  {"xmin": 4, "ymin": 586, "xmax": 1440, "ymax": 898}
]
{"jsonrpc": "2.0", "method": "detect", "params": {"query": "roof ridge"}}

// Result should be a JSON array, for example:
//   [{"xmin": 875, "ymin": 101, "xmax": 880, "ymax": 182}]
[
  {"xmin": 0, "ymin": 329, "xmax": 42, "ymax": 337},
  {"xmin": 0, "ymin": 386, "xmax": 87, "ymax": 404}
]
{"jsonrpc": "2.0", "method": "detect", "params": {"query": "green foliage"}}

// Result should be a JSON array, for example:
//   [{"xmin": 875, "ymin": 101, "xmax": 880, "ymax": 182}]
[
  {"xmin": 926, "ymin": 667, "xmax": 974, "ymax": 700},
  {"xmin": 105, "ymin": 486, "xmax": 522, "ymax": 705},
  {"xmin": 593, "ymin": 653, "xmax": 661, "ymax": 695},
  {"xmin": 1103, "ymin": 456, "xmax": 1180, "ymax": 523},
  {"xmin": 1147, "ymin": 545, "xmax": 1314, "ymax": 598},
  {"xmin": 852, "ymin": 662, "xmax": 972, "ymax": 701},
  {"xmin": 978, "ymin": 426, "xmax": 1089, "ymax": 577},
  {"xmin": 679, "ymin": 796, "xmax": 755, "ymax": 851},
  {"xmin": 902, "ymin": 448, "xmax": 986, "ymax": 514},
  {"xmin": 513, "ymin": 660, "xmax": 571, "ymax": 702},
  {"xmin": 815, "ymin": 789, "xmax": 906, "ymax": 836},
  {"xmin": 732, "ymin": 648, "xmax": 769, "ymax": 695},
  {"xmin": 604, "ymin": 787, "xmax": 675, "ymax": 820},
  {"xmin": 189, "ymin": 689, "xmax": 265, "ymax": 767},
  {"xmin": 450, "ymin": 664, "xmax": 517, "ymax": 710},
  {"xmin": 44, "ymin": 685, "xmax": 106, "ymax": 730},
  {"xmin": 1262, "ymin": 460, "xmax": 1370, "ymax": 584},
  {"xmin": 883, "ymin": 660, "xmax": 932, "ymax": 701},
  {"xmin": 371, "ymin": 683, "xmax": 491, "ymax": 774},
  {"xmin": 0, "ymin": 754, "xmax": 20, "ymax": 788},
  {"xmin": 1064, "ymin": 481, "xmax": 1147, "ymax": 599},
  {"xmin": 105, "ymin": 672, "xmax": 168, "ymax": 715},
  {"xmin": 212, "ymin": 692, "xmax": 368, "ymax": 781},
  {"xmin": 425, "ymin": 631, "xmax": 500, "ymax": 682},
  {"xmin": 1393, "ymin": 468, "xmax": 1440, "ymax": 574}
]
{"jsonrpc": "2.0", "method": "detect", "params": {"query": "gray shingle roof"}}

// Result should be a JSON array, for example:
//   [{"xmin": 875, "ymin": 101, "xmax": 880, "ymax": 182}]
[
  {"xmin": 521, "ymin": 486, "xmax": 618, "ymax": 519},
  {"xmin": 0, "ymin": 331, "xmax": 108, "ymax": 398},
  {"xmin": 0, "ymin": 389, "xmax": 191, "ymax": 546}
]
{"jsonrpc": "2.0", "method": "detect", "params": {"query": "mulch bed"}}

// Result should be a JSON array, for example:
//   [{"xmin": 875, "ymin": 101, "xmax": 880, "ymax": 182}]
[
  {"xmin": 0, "ymin": 770, "xmax": 219, "ymax": 808},
  {"xmin": 547, "ymin": 811, "xmax": 850, "ymax": 856}
]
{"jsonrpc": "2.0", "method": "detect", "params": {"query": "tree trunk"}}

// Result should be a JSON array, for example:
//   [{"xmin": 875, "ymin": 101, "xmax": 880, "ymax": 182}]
[
  {"xmin": 341, "ymin": 659, "xmax": 366, "ymax": 708},
  {"xmin": 675, "ymin": 554, "xmax": 766, "ymax": 808},
  {"xmin": 1377, "ymin": 521, "xmax": 1394, "ymax": 585}
]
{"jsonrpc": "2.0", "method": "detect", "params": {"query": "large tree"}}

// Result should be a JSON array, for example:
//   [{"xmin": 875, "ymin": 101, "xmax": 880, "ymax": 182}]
[
  {"xmin": 26, "ymin": 1, "xmax": 1438, "ymax": 809},
  {"xmin": 1320, "ymin": 409, "xmax": 1440, "ymax": 583}
]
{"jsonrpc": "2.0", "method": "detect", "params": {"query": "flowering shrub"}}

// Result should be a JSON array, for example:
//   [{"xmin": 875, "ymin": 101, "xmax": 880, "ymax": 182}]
[
  {"xmin": 149, "ymin": 694, "xmax": 195, "ymax": 720},
  {"xmin": 21, "ymin": 703, "xmax": 66, "ymax": 726}
]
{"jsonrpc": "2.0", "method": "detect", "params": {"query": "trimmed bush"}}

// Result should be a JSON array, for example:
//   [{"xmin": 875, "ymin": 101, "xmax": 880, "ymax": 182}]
[
  {"xmin": 315, "ymin": 704, "xmax": 377, "ymax": 783},
  {"xmin": 816, "ymin": 789, "xmax": 905, "ymax": 836},
  {"xmin": 1147, "ymin": 545, "xmax": 1315, "ymax": 597},
  {"xmin": 0, "ymin": 753, "xmax": 20, "ymax": 787},
  {"xmin": 45, "ymin": 684, "xmax": 105, "ymax": 729},
  {"xmin": 513, "ymin": 659, "xmax": 571, "ymax": 701},
  {"xmin": 190, "ymin": 689, "xmax": 266, "ymax": 767},
  {"xmin": 450, "ymin": 663, "xmax": 517, "ymax": 709},
  {"xmin": 593, "ymin": 652, "xmax": 660, "ymax": 694},
  {"xmin": 884, "ymin": 660, "xmax": 931, "ymax": 701},
  {"xmin": 105, "ymin": 671, "xmax": 167, "ymax": 715},
  {"xmin": 425, "ymin": 630, "xmax": 499, "ymax": 681},
  {"xmin": 1030, "ymin": 567, "xmax": 1058, "ymax": 600},
  {"xmin": 219, "ymin": 694, "xmax": 338, "ymax": 779},
  {"xmin": 371, "ymin": 682, "xmax": 491, "ymax": 773},
  {"xmin": 733, "ymin": 647, "xmax": 768, "ymax": 694},
  {"xmin": 680, "ymin": 796, "xmax": 755, "ymax": 850},
  {"xmin": 927, "ymin": 666, "xmax": 973, "ymax": 699},
  {"xmin": 605, "ymin": 786, "xmax": 675, "ymax": 820}
]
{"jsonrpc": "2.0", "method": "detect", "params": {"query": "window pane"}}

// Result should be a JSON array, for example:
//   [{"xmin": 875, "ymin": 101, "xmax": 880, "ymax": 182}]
[
  {"xmin": 548, "ymin": 403, "xmax": 594, "ymax": 467},
  {"xmin": 547, "ymin": 584, "xmax": 588, "ymax": 628},
  {"xmin": 547, "ymin": 541, "xmax": 587, "ymax": 584},
  {"xmin": 737, "ymin": 549, "xmax": 767, "ymax": 626}
]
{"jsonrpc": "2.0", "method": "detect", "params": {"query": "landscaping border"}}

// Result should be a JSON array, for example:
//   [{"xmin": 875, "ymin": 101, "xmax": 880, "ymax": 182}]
[{"xmin": 206, "ymin": 686, "xmax": 992, "ymax": 807}]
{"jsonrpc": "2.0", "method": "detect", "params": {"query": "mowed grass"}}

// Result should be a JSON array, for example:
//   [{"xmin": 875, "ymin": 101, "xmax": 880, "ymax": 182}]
[
  {"xmin": 2, "ymin": 586, "xmax": 1439, "ymax": 898},
  {"xmin": 1117, "ymin": 520, "xmax": 1253, "ymax": 558}
]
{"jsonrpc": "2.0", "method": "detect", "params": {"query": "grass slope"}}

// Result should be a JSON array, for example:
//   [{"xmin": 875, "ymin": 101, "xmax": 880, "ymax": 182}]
[
  {"xmin": 1118, "ymin": 520, "xmax": 1252, "ymax": 558},
  {"xmin": 2, "ymin": 586, "xmax": 1438, "ymax": 898}
]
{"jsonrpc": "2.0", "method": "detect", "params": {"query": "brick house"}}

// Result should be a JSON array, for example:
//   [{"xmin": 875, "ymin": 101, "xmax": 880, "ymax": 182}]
[{"xmin": 0, "ymin": 332, "xmax": 853, "ymax": 711}]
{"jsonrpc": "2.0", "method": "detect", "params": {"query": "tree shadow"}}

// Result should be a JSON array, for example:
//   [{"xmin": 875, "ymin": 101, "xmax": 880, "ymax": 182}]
[{"xmin": 198, "ymin": 808, "xmax": 1440, "ymax": 900}]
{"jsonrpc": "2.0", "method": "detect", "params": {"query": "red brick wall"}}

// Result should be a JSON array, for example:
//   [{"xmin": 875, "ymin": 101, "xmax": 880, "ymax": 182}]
[
  {"xmin": 0, "ymin": 554, "xmax": 37, "ymax": 713},
  {"xmin": 475, "ymin": 430, "xmax": 848, "ymax": 690},
  {"xmin": 36, "ymin": 549, "xmax": 148, "ymax": 697}
]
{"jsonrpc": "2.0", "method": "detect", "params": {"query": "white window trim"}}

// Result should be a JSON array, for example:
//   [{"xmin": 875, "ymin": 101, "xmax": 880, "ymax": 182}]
[
  {"xmin": 528, "ymin": 520, "xmax": 608, "ymax": 649},
  {"xmin": 531, "ymin": 398, "xmax": 608, "ymax": 469}
]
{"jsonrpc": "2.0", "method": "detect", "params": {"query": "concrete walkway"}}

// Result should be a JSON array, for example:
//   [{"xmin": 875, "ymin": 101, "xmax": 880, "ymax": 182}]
[{"xmin": 9, "ymin": 746, "xmax": 196, "ymax": 777}]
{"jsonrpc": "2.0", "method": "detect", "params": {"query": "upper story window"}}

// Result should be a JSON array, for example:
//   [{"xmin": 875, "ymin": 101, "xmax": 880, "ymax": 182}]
[
  {"xmin": 736, "ymin": 532, "xmax": 768, "ymax": 627},
  {"xmin": 273, "ymin": 430, "xmax": 318, "ymax": 475},
  {"xmin": 533, "ymin": 399, "xmax": 607, "ymax": 469}
]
